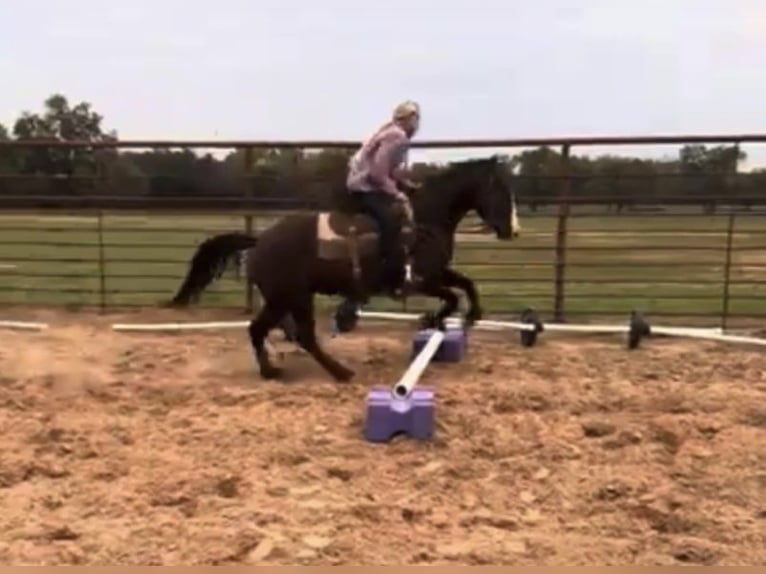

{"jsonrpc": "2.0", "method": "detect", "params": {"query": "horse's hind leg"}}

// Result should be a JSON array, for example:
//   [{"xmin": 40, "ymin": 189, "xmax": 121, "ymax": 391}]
[
  {"xmin": 290, "ymin": 297, "xmax": 355, "ymax": 382},
  {"xmin": 278, "ymin": 314, "xmax": 298, "ymax": 342},
  {"xmin": 248, "ymin": 301, "xmax": 288, "ymax": 380}
]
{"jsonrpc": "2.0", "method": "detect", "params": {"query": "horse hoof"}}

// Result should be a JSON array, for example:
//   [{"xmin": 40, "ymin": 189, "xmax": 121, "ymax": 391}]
[
  {"xmin": 419, "ymin": 312, "xmax": 439, "ymax": 330},
  {"xmin": 465, "ymin": 313, "xmax": 482, "ymax": 327},
  {"xmin": 333, "ymin": 368, "xmax": 355, "ymax": 383},
  {"xmin": 260, "ymin": 366, "xmax": 284, "ymax": 380}
]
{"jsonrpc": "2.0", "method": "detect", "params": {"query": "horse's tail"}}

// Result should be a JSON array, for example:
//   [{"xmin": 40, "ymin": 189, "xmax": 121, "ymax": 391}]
[{"xmin": 169, "ymin": 232, "xmax": 258, "ymax": 307}]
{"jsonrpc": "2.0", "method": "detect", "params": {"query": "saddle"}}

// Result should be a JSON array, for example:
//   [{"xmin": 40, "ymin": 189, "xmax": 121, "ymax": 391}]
[{"xmin": 316, "ymin": 202, "xmax": 416, "ymax": 268}]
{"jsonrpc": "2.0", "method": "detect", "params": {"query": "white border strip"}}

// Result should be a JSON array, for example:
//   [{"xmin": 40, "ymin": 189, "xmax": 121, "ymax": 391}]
[
  {"xmin": 0, "ymin": 320, "xmax": 49, "ymax": 331},
  {"xmin": 110, "ymin": 319, "xmax": 287, "ymax": 356}
]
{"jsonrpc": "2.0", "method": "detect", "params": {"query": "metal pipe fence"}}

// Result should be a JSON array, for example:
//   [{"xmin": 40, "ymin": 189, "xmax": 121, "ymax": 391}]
[
  {"xmin": 1, "ymin": 207, "xmax": 764, "ymax": 329},
  {"xmin": 1, "ymin": 135, "xmax": 765, "ymax": 328}
]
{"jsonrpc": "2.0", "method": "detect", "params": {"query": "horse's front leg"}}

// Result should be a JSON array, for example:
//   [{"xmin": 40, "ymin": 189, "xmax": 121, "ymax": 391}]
[
  {"xmin": 416, "ymin": 278, "xmax": 460, "ymax": 331},
  {"xmin": 441, "ymin": 268, "xmax": 483, "ymax": 326}
]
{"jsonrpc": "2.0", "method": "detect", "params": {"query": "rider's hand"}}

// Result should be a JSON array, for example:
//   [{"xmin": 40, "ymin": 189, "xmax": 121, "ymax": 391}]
[
  {"xmin": 405, "ymin": 179, "xmax": 422, "ymax": 190},
  {"xmin": 398, "ymin": 193, "xmax": 414, "ymax": 222},
  {"xmin": 399, "ymin": 180, "xmax": 420, "ymax": 195}
]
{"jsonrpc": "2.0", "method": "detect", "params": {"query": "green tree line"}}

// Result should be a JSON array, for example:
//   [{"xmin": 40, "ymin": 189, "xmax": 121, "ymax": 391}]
[{"xmin": 1, "ymin": 94, "xmax": 765, "ymax": 209}]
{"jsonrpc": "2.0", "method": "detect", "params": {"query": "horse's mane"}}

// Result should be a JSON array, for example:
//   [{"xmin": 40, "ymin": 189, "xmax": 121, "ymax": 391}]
[{"xmin": 420, "ymin": 155, "xmax": 505, "ymax": 188}]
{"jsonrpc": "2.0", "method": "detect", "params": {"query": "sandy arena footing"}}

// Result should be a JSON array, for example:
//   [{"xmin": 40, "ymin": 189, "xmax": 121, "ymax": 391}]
[{"xmin": 0, "ymin": 307, "xmax": 764, "ymax": 565}]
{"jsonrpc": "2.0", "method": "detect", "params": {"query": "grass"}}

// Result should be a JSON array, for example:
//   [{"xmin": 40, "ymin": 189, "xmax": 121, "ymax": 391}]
[{"xmin": 1, "ymin": 209, "xmax": 765, "ymax": 327}]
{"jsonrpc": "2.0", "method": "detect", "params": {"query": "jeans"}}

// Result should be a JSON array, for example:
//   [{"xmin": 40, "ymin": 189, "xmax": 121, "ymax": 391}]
[{"xmin": 350, "ymin": 190, "xmax": 404, "ymax": 284}]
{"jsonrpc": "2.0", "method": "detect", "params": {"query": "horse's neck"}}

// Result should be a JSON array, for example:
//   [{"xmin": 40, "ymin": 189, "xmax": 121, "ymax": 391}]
[{"xmin": 412, "ymin": 185, "xmax": 471, "ymax": 236}]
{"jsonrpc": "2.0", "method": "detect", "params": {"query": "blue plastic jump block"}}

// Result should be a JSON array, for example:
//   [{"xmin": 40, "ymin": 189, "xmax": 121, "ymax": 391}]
[
  {"xmin": 411, "ymin": 327, "xmax": 466, "ymax": 363},
  {"xmin": 364, "ymin": 386, "xmax": 435, "ymax": 443}
]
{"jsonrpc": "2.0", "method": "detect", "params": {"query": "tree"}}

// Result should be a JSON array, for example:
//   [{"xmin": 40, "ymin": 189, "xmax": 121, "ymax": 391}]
[
  {"xmin": 678, "ymin": 144, "xmax": 746, "ymax": 212},
  {"xmin": 511, "ymin": 146, "xmax": 565, "ymax": 208},
  {"xmin": 120, "ymin": 148, "xmax": 236, "ymax": 197},
  {"xmin": 0, "ymin": 123, "xmax": 13, "ymax": 173},
  {"xmin": 300, "ymin": 148, "xmax": 354, "ymax": 208},
  {"xmin": 12, "ymin": 93, "xmax": 116, "ymax": 176},
  {"xmin": 0, "ymin": 122, "xmax": 19, "ymax": 183},
  {"xmin": 3, "ymin": 91, "xmax": 763, "ymax": 209},
  {"xmin": 679, "ymin": 144, "xmax": 744, "ymax": 174}
]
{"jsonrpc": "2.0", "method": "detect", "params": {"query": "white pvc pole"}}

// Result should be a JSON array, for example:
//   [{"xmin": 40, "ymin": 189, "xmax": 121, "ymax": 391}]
[
  {"xmin": 649, "ymin": 328, "xmax": 766, "ymax": 347},
  {"xmin": 539, "ymin": 323, "xmax": 722, "ymax": 336},
  {"xmin": 456, "ymin": 319, "xmax": 718, "ymax": 336},
  {"xmin": 357, "ymin": 311, "xmax": 425, "ymax": 322},
  {"xmin": 392, "ymin": 329, "xmax": 445, "ymax": 399},
  {"xmin": 651, "ymin": 326, "xmax": 722, "ymax": 336},
  {"xmin": 358, "ymin": 308, "xmax": 766, "ymax": 347},
  {"xmin": 0, "ymin": 320, "xmax": 48, "ymax": 331},
  {"xmin": 544, "ymin": 323, "xmax": 627, "ymax": 333},
  {"xmin": 357, "ymin": 310, "xmax": 538, "ymax": 332},
  {"xmin": 112, "ymin": 321, "xmax": 249, "ymax": 332},
  {"xmin": 469, "ymin": 318, "xmax": 538, "ymax": 332}
]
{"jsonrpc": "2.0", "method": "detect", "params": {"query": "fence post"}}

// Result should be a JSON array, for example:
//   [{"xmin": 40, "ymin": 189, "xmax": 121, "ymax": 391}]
[
  {"xmin": 96, "ymin": 210, "xmax": 107, "ymax": 312},
  {"xmin": 553, "ymin": 144, "xmax": 572, "ymax": 322},
  {"xmin": 720, "ymin": 141, "xmax": 743, "ymax": 331},
  {"xmin": 720, "ymin": 209, "xmax": 736, "ymax": 332},
  {"xmin": 243, "ymin": 213, "xmax": 255, "ymax": 312},
  {"xmin": 242, "ymin": 146, "xmax": 255, "ymax": 313}
]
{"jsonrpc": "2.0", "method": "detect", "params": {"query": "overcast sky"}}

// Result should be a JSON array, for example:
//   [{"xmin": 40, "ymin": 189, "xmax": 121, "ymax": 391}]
[{"xmin": 2, "ymin": 0, "xmax": 766, "ymax": 167}]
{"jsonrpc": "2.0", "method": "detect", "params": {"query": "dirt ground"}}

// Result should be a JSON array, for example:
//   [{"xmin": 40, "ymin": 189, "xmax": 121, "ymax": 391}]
[{"xmin": 0, "ymin": 306, "xmax": 764, "ymax": 566}]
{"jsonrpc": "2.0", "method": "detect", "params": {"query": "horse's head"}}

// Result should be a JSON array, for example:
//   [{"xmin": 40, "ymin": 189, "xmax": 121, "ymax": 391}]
[{"xmin": 453, "ymin": 155, "xmax": 521, "ymax": 240}]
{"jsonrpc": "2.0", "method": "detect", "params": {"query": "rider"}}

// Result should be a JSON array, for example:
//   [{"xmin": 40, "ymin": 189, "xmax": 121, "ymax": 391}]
[{"xmin": 346, "ymin": 100, "xmax": 421, "ymax": 297}]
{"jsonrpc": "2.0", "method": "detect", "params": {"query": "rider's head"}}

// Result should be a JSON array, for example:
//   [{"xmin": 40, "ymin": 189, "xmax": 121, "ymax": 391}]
[{"xmin": 392, "ymin": 100, "xmax": 420, "ymax": 138}]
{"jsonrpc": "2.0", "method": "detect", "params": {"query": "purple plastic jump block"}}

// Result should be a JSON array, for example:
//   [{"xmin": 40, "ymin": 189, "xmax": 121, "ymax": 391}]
[
  {"xmin": 364, "ymin": 385, "xmax": 435, "ymax": 443},
  {"xmin": 411, "ymin": 327, "xmax": 466, "ymax": 363}
]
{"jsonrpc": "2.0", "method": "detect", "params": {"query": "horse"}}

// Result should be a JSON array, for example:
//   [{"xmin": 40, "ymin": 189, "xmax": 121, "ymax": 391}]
[{"xmin": 168, "ymin": 155, "xmax": 521, "ymax": 382}]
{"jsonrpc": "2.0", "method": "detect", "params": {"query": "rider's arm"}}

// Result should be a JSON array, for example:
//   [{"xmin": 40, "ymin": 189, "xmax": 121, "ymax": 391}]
[
  {"xmin": 368, "ymin": 130, "xmax": 409, "ymax": 200},
  {"xmin": 392, "ymin": 165, "xmax": 409, "ymax": 184},
  {"xmin": 393, "ymin": 165, "xmax": 420, "ymax": 192},
  {"xmin": 391, "ymin": 145, "xmax": 423, "ymax": 192}
]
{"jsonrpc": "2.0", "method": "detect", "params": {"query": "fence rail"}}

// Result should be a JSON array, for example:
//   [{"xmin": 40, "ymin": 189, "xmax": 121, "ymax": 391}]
[
  {"xmin": 2, "ymin": 135, "xmax": 766, "ymax": 327},
  {"xmin": 0, "ymin": 207, "xmax": 764, "ymax": 328},
  {"xmin": 3, "ymin": 132, "xmax": 766, "ymax": 148}
]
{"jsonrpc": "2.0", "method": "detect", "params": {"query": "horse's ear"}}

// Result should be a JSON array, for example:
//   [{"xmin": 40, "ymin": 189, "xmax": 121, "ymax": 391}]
[
  {"xmin": 491, "ymin": 153, "xmax": 511, "ymax": 166},
  {"xmin": 492, "ymin": 154, "xmax": 515, "ymax": 177}
]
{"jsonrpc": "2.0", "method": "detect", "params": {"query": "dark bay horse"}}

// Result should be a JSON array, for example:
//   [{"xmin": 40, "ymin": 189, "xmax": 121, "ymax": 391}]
[{"xmin": 169, "ymin": 155, "xmax": 520, "ymax": 382}]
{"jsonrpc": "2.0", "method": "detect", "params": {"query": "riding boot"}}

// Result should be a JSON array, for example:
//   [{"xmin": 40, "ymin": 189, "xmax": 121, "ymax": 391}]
[{"xmin": 382, "ymin": 250, "xmax": 415, "ymax": 299}]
